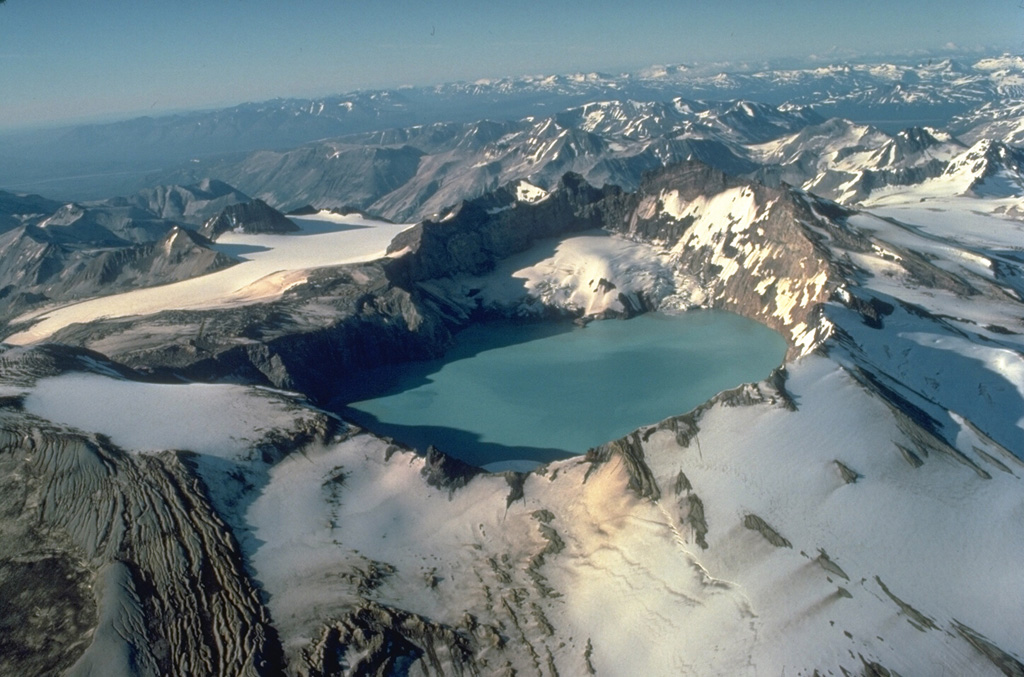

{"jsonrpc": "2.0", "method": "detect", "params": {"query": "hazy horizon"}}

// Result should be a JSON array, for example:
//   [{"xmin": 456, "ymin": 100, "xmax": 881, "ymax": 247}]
[{"xmin": 1, "ymin": 0, "xmax": 1020, "ymax": 131}]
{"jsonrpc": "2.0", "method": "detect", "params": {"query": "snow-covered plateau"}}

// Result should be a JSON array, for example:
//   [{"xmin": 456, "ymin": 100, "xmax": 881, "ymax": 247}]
[{"xmin": 3, "ymin": 93, "xmax": 1024, "ymax": 675}]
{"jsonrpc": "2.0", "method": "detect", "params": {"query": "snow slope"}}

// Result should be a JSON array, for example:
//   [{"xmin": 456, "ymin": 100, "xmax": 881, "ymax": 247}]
[
  {"xmin": 22, "ymin": 373, "xmax": 322, "ymax": 459},
  {"xmin": 14, "ymin": 346, "xmax": 1022, "ymax": 675},
  {"xmin": 421, "ymin": 229, "xmax": 692, "ymax": 318}
]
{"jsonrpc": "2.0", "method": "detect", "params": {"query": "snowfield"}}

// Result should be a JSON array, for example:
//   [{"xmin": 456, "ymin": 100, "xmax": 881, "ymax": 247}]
[
  {"xmin": 4, "ymin": 212, "xmax": 411, "ymax": 345},
  {"xmin": 421, "ymin": 229, "xmax": 693, "ymax": 318},
  {"xmin": 22, "ymin": 373, "xmax": 323, "ymax": 459}
]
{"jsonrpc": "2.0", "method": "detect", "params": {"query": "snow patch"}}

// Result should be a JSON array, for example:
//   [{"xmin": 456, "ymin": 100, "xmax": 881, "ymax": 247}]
[
  {"xmin": 23, "ymin": 373, "xmax": 319, "ymax": 459},
  {"xmin": 515, "ymin": 180, "xmax": 550, "ymax": 204}
]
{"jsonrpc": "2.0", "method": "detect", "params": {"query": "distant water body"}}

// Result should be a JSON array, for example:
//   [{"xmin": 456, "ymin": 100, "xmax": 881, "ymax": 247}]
[{"xmin": 335, "ymin": 312, "xmax": 786, "ymax": 470}]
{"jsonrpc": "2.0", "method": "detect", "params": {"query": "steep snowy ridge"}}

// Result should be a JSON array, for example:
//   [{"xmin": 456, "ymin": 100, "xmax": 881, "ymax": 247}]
[
  {"xmin": 695, "ymin": 99, "xmax": 823, "ymax": 143},
  {"xmin": 554, "ymin": 99, "xmax": 688, "ymax": 139},
  {"xmin": 941, "ymin": 138, "xmax": 1024, "ymax": 195},
  {"xmin": 750, "ymin": 118, "xmax": 889, "ymax": 170},
  {"xmin": 972, "ymin": 54, "xmax": 1024, "ymax": 96},
  {"xmin": 751, "ymin": 120, "xmax": 968, "ymax": 204},
  {"xmin": 602, "ymin": 163, "xmax": 847, "ymax": 354},
  {"xmin": 953, "ymin": 99, "xmax": 1024, "ymax": 145}
]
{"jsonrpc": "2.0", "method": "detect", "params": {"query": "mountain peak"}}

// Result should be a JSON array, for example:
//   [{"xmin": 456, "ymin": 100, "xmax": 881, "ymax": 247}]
[
  {"xmin": 943, "ymin": 138, "xmax": 1024, "ymax": 195},
  {"xmin": 199, "ymin": 199, "xmax": 299, "ymax": 240}
]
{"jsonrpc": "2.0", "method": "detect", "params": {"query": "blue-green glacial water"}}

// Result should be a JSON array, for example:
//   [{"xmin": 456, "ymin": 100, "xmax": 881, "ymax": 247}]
[{"xmin": 334, "ymin": 312, "xmax": 787, "ymax": 470}]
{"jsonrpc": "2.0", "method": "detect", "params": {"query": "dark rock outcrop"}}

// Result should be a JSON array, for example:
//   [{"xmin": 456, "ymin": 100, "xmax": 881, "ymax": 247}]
[
  {"xmin": 385, "ymin": 172, "xmax": 618, "ymax": 284},
  {"xmin": 107, "ymin": 178, "xmax": 252, "ymax": 225},
  {"xmin": 199, "ymin": 199, "xmax": 299, "ymax": 240},
  {"xmin": 301, "ymin": 602, "xmax": 476, "ymax": 677},
  {"xmin": 743, "ymin": 514, "xmax": 792, "ymax": 548},
  {"xmin": 0, "ymin": 419, "xmax": 284, "ymax": 676},
  {"xmin": 0, "ymin": 190, "xmax": 64, "ymax": 234},
  {"xmin": 586, "ymin": 431, "xmax": 661, "ymax": 500},
  {"xmin": 46, "ymin": 262, "xmax": 456, "ymax": 402}
]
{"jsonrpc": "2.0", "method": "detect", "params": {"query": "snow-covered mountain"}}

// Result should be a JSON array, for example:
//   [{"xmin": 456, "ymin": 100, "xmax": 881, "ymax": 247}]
[
  {"xmin": 154, "ymin": 90, "xmax": 1001, "ymax": 223},
  {"xmin": 1, "ymin": 53, "xmax": 1019, "ymax": 200},
  {"xmin": 953, "ymin": 99, "xmax": 1024, "ymax": 145},
  {"xmin": 753, "ymin": 122, "xmax": 967, "ymax": 203},
  {"xmin": 2, "ymin": 154, "xmax": 1023, "ymax": 674},
  {"xmin": 156, "ymin": 103, "xmax": 777, "ymax": 221},
  {"xmin": 940, "ymin": 138, "xmax": 1024, "ymax": 195}
]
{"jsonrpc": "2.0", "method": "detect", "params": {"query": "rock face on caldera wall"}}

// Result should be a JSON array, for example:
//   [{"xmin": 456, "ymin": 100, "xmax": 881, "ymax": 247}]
[
  {"xmin": 384, "ymin": 173, "xmax": 617, "ymax": 283},
  {"xmin": 602, "ymin": 162, "xmax": 855, "ymax": 355}
]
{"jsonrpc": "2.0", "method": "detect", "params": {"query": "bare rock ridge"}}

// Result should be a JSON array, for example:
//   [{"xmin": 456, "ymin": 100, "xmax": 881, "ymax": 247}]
[
  {"xmin": 0, "ymin": 189, "xmax": 65, "ymax": 235},
  {"xmin": 0, "ymin": 223, "xmax": 236, "ymax": 322},
  {"xmin": 110, "ymin": 178, "xmax": 252, "ymax": 224},
  {"xmin": 385, "ymin": 172, "xmax": 619, "ymax": 283},
  {"xmin": 0, "ymin": 180, "xmax": 264, "ymax": 321},
  {"xmin": 198, "ymin": 199, "xmax": 300, "ymax": 240},
  {"xmin": 46, "ymin": 261, "xmax": 455, "ymax": 402}
]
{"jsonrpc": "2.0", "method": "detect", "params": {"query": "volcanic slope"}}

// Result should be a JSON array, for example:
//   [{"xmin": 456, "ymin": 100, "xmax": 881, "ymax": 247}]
[{"xmin": 2, "ymin": 160, "xmax": 1023, "ymax": 675}]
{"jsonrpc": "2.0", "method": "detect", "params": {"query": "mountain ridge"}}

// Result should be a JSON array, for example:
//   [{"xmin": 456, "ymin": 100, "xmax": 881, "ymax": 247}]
[{"xmin": 2, "ymin": 52, "xmax": 1019, "ymax": 200}]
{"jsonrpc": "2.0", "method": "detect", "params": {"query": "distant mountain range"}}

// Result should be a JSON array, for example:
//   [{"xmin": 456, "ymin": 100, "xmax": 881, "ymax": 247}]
[
  {"xmin": 149, "ymin": 95, "xmax": 1015, "ymax": 223},
  {"xmin": 1, "ymin": 54, "xmax": 1021, "ymax": 200}
]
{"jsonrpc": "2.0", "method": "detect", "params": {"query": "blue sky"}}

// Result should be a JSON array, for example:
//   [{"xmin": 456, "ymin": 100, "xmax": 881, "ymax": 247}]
[{"xmin": 0, "ymin": 0, "xmax": 1020, "ymax": 129}]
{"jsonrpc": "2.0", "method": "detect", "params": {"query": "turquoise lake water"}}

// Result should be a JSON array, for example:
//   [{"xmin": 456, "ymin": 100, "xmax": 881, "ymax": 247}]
[{"xmin": 334, "ymin": 312, "xmax": 787, "ymax": 469}]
